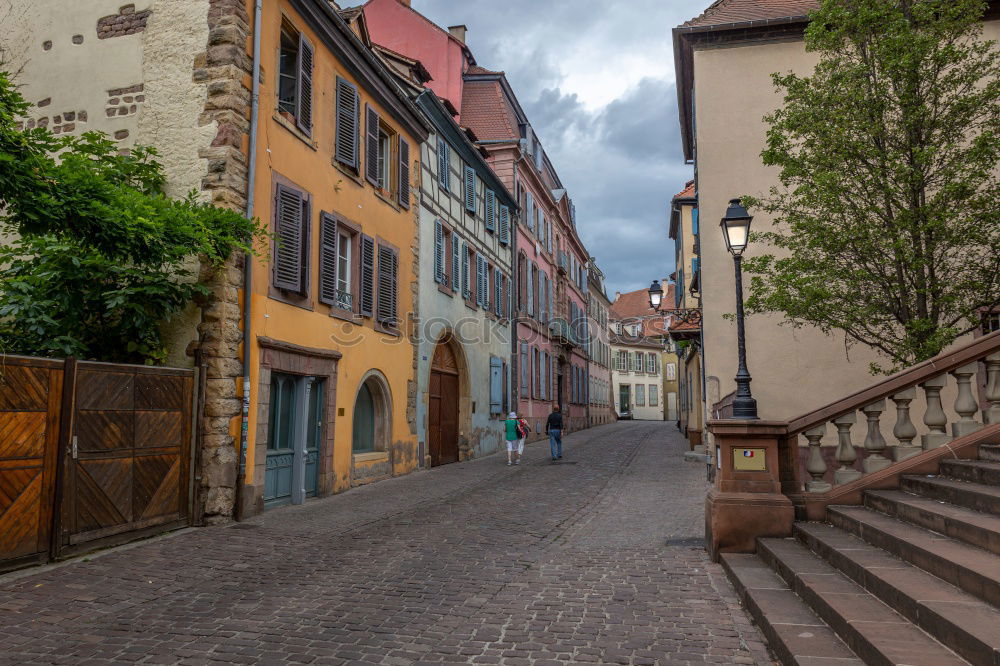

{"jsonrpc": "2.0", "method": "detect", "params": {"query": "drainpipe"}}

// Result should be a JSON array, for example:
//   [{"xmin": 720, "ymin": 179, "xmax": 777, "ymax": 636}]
[{"xmin": 234, "ymin": 0, "xmax": 263, "ymax": 521}]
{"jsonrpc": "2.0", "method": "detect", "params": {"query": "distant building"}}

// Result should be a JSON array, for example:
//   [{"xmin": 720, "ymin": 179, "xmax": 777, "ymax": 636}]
[{"xmin": 587, "ymin": 261, "xmax": 614, "ymax": 426}]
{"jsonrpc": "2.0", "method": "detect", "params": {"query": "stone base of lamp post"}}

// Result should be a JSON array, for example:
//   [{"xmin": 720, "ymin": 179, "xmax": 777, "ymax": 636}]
[{"xmin": 705, "ymin": 420, "xmax": 794, "ymax": 561}]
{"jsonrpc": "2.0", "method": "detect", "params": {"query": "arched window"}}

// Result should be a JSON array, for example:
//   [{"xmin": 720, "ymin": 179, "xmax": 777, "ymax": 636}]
[{"xmin": 352, "ymin": 373, "xmax": 391, "ymax": 453}]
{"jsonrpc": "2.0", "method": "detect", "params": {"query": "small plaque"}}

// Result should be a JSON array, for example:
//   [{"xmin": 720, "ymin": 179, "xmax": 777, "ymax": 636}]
[{"xmin": 733, "ymin": 447, "xmax": 767, "ymax": 471}]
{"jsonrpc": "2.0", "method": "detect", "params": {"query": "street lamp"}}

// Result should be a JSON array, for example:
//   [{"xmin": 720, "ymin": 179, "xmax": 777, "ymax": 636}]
[
  {"xmin": 648, "ymin": 280, "xmax": 664, "ymax": 310},
  {"xmin": 720, "ymin": 198, "xmax": 758, "ymax": 419}
]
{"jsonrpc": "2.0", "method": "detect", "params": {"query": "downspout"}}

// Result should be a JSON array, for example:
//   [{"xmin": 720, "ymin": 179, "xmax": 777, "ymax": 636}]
[{"xmin": 235, "ymin": 0, "xmax": 263, "ymax": 521}]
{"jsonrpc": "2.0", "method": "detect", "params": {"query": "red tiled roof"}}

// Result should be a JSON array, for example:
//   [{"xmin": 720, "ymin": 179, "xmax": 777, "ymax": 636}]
[
  {"xmin": 683, "ymin": 0, "xmax": 817, "ymax": 28},
  {"xmin": 673, "ymin": 179, "xmax": 695, "ymax": 201},
  {"xmin": 610, "ymin": 286, "xmax": 678, "ymax": 339},
  {"xmin": 466, "ymin": 64, "xmax": 502, "ymax": 76},
  {"xmin": 669, "ymin": 318, "xmax": 700, "ymax": 333},
  {"xmin": 460, "ymin": 79, "xmax": 519, "ymax": 142}
]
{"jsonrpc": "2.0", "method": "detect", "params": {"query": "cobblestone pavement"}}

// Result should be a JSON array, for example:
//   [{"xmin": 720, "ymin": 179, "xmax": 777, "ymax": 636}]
[{"xmin": 0, "ymin": 421, "xmax": 771, "ymax": 665}]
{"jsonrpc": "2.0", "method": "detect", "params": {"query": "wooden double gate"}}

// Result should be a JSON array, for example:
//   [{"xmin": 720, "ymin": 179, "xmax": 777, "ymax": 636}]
[{"xmin": 0, "ymin": 356, "xmax": 196, "ymax": 573}]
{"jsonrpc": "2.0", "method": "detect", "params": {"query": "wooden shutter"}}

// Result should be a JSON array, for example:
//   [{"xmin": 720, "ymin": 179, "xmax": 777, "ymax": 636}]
[
  {"xmin": 376, "ymin": 245, "xmax": 398, "ymax": 325},
  {"xmin": 489, "ymin": 357, "xmax": 502, "ymax": 415},
  {"xmin": 451, "ymin": 234, "xmax": 460, "ymax": 293},
  {"xmin": 526, "ymin": 262, "xmax": 534, "ymax": 317},
  {"xmin": 485, "ymin": 190, "xmax": 496, "ymax": 232},
  {"xmin": 335, "ymin": 78, "xmax": 359, "ymax": 169},
  {"xmin": 520, "ymin": 342, "xmax": 528, "ymax": 394},
  {"xmin": 517, "ymin": 253, "xmax": 526, "ymax": 310},
  {"xmin": 525, "ymin": 193, "xmax": 534, "ymax": 234},
  {"xmin": 398, "ymin": 137, "xmax": 410, "ymax": 208},
  {"xmin": 433, "ymin": 220, "xmax": 444, "ymax": 283},
  {"xmin": 540, "ymin": 352, "xmax": 547, "ymax": 400},
  {"xmin": 494, "ymin": 268, "xmax": 502, "ymax": 317},
  {"xmin": 296, "ymin": 34, "xmax": 314, "ymax": 135},
  {"xmin": 464, "ymin": 166, "xmax": 476, "ymax": 212},
  {"xmin": 365, "ymin": 105, "xmax": 380, "ymax": 186},
  {"xmin": 499, "ymin": 205, "xmax": 510, "ymax": 245},
  {"xmin": 274, "ymin": 184, "xmax": 305, "ymax": 293},
  {"xmin": 359, "ymin": 234, "xmax": 375, "ymax": 317},
  {"xmin": 318, "ymin": 212, "xmax": 338, "ymax": 305},
  {"xmin": 437, "ymin": 137, "xmax": 449, "ymax": 190}
]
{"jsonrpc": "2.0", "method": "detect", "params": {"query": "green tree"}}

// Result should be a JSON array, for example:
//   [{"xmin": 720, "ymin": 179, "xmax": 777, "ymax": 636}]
[
  {"xmin": 0, "ymin": 70, "xmax": 265, "ymax": 364},
  {"xmin": 743, "ymin": 0, "xmax": 1000, "ymax": 373}
]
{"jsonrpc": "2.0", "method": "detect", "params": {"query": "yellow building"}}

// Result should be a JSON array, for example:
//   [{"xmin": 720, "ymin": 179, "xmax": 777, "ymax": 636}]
[{"xmin": 240, "ymin": 0, "xmax": 429, "ymax": 515}]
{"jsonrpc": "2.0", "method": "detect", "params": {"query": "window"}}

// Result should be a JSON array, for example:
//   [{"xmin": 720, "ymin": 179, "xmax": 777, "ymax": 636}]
[
  {"xmin": 984, "ymin": 311, "xmax": 1000, "ymax": 335},
  {"xmin": 533, "ymin": 347, "xmax": 540, "ymax": 398},
  {"xmin": 635, "ymin": 384, "xmax": 645, "ymax": 407},
  {"xmin": 649, "ymin": 385, "xmax": 658, "ymax": 407},
  {"xmin": 378, "ymin": 128, "xmax": 391, "ymax": 190},
  {"xmin": 489, "ymin": 357, "xmax": 503, "ymax": 415},
  {"xmin": 278, "ymin": 24, "xmax": 313, "ymax": 135},
  {"xmin": 437, "ymin": 137, "xmax": 449, "ymax": 191},
  {"xmin": 666, "ymin": 363, "xmax": 676, "ymax": 381},
  {"xmin": 647, "ymin": 353, "xmax": 657, "ymax": 374},
  {"xmin": 520, "ymin": 341, "xmax": 529, "ymax": 396},
  {"xmin": 319, "ymin": 212, "xmax": 354, "ymax": 312},
  {"xmin": 273, "ymin": 183, "xmax": 309, "ymax": 295}
]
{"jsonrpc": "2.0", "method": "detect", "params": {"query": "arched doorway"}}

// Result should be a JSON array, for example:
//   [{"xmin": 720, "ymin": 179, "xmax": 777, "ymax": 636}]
[
  {"xmin": 352, "ymin": 373, "xmax": 391, "ymax": 454},
  {"xmin": 428, "ymin": 341, "xmax": 460, "ymax": 466}
]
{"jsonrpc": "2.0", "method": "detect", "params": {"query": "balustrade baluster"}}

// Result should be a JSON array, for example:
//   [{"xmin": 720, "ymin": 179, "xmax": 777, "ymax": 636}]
[
  {"xmin": 833, "ymin": 413, "xmax": 861, "ymax": 485},
  {"xmin": 986, "ymin": 352, "xmax": 1000, "ymax": 425},
  {"xmin": 891, "ymin": 388, "xmax": 920, "ymax": 462},
  {"xmin": 921, "ymin": 375, "xmax": 951, "ymax": 449},
  {"xmin": 805, "ymin": 425, "xmax": 830, "ymax": 493},
  {"xmin": 951, "ymin": 362, "xmax": 982, "ymax": 438},
  {"xmin": 862, "ymin": 400, "xmax": 890, "ymax": 473}
]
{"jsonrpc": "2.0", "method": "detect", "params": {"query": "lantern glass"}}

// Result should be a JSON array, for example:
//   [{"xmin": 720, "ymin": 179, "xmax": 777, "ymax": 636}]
[
  {"xmin": 721, "ymin": 199, "xmax": 753, "ymax": 256},
  {"xmin": 648, "ymin": 280, "xmax": 663, "ymax": 309}
]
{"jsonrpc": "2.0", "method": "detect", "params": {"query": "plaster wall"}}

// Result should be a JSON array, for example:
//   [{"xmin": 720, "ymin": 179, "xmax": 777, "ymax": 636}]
[
  {"xmin": 415, "ymin": 129, "xmax": 512, "ymax": 461},
  {"xmin": 587, "ymin": 283, "xmax": 613, "ymax": 426},
  {"xmin": 611, "ymin": 344, "xmax": 665, "ymax": 421},
  {"xmin": 3, "ymin": 0, "xmax": 214, "ymax": 368}
]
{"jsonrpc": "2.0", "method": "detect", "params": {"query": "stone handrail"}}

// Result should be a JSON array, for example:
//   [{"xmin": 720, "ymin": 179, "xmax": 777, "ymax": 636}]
[{"xmin": 784, "ymin": 330, "xmax": 1000, "ymax": 495}]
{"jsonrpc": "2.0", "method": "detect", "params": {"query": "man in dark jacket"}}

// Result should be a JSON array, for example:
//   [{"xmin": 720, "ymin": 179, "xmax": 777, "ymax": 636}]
[{"xmin": 545, "ymin": 405, "xmax": 564, "ymax": 461}]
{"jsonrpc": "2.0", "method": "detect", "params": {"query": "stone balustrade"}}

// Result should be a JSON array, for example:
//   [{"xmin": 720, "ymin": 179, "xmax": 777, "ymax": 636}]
[{"xmin": 796, "ymin": 344, "xmax": 1000, "ymax": 493}]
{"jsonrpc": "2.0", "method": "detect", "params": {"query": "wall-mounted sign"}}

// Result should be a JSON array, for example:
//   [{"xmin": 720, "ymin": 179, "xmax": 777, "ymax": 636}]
[{"xmin": 733, "ymin": 447, "xmax": 767, "ymax": 472}]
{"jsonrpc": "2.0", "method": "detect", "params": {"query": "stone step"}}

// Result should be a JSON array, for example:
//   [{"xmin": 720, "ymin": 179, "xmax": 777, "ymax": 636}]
[
  {"xmin": 828, "ymin": 505, "xmax": 1000, "ymax": 606},
  {"xmin": 756, "ymin": 538, "xmax": 968, "ymax": 666},
  {"xmin": 796, "ymin": 521, "xmax": 1000, "ymax": 666},
  {"xmin": 981, "ymin": 445, "xmax": 1000, "ymax": 462},
  {"xmin": 901, "ymin": 475, "xmax": 1000, "ymax": 516},
  {"xmin": 720, "ymin": 552, "xmax": 864, "ymax": 666},
  {"xmin": 940, "ymin": 459, "xmax": 1000, "ymax": 486},
  {"xmin": 865, "ymin": 489, "xmax": 1000, "ymax": 555}
]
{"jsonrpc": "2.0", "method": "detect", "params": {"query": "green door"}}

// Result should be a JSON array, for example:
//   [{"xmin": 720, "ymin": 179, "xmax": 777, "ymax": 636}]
[
  {"xmin": 265, "ymin": 374, "xmax": 322, "ymax": 507},
  {"xmin": 619, "ymin": 384, "xmax": 631, "ymax": 415},
  {"xmin": 352, "ymin": 383, "xmax": 375, "ymax": 452}
]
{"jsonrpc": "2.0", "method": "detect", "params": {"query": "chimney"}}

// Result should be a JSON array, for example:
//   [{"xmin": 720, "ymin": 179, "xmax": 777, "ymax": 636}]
[
  {"xmin": 614, "ymin": 291, "xmax": 621, "ymax": 302},
  {"xmin": 449, "ymin": 25, "xmax": 467, "ymax": 44}
]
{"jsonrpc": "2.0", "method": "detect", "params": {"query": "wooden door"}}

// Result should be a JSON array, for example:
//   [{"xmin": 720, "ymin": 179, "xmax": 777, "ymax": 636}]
[
  {"xmin": 0, "ymin": 359, "xmax": 61, "ymax": 571},
  {"xmin": 64, "ymin": 364, "xmax": 192, "ymax": 548},
  {"xmin": 264, "ymin": 373, "xmax": 296, "ymax": 507},
  {"xmin": 428, "ymin": 343, "xmax": 460, "ymax": 467}
]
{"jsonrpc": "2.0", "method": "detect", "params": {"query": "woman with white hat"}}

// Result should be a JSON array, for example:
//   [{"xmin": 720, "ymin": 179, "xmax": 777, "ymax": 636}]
[{"xmin": 503, "ymin": 412, "xmax": 528, "ymax": 465}]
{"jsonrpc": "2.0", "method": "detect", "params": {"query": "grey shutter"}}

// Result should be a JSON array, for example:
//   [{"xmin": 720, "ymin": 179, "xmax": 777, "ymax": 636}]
[
  {"xmin": 433, "ymin": 220, "xmax": 444, "ymax": 283},
  {"xmin": 296, "ymin": 34, "xmax": 314, "ymax": 135},
  {"xmin": 494, "ymin": 268, "xmax": 502, "ymax": 317},
  {"xmin": 365, "ymin": 105, "xmax": 380, "ymax": 186},
  {"xmin": 318, "ymin": 212, "xmax": 337, "ymax": 305},
  {"xmin": 549, "ymin": 278, "xmax": 554, "ymax": 327},
  {"xmin": 489, "ymin": 357, "xmax": 502, "ymax": 415},
  {"xmin": 520, "ymin": 342, "xmax": 528, "ymax": 394},
  {"xmin": 461, "ymin": 242, "xmax": 469, "ymax": 298},
  {"xmin": 376, "ymin": 245, "xmax": 398, "ymax": 325},
  {"xmin": 398, "ymin": 137, "xmax": 410, "ymax": 208},
  {"xmin": 437, "ymin": 138, "xmax": 449, "ymax": 190},
  {"xmin": 359, "ymin": 234, "xmax": 375, "ymax": 317},
  {"xmin": 451, "ymin": 233, "xmax": 460, "ymax": 293},
  {"xmin": 464, "ymin": 166, "xmax": 476, "ymax": 212},
  {"xmin": 335, "ymin": 78, "xmax": 358, "ymax": 169},
  {"xmin": 485, "ymin": 190, "xmax": 496, "ymax": 232},
  {"xmin": 526, "ymin": 263, "xmax": 534, "ymax": 317},
  {"xmin": 525, "ymin": 193, "xmax": 534, "ymax": 234},
  {"xmin": 499, "ymin": 205, "xmax": 510, "ymax": 245},
  {"xmin": 274, "ymin": 184, "xmax": 305, "ymax": 293}
]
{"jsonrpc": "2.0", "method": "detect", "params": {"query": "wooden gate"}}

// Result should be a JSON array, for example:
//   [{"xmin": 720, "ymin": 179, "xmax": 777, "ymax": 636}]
[{"xmin": 0, "ymin": 356, "xmax": 196, "ymax": 572}]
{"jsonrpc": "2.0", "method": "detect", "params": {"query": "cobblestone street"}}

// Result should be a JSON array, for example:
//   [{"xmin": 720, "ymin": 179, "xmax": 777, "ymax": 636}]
[{"xmin": 0, "ymin": 421, "xmax": 770, "ymax": 665}]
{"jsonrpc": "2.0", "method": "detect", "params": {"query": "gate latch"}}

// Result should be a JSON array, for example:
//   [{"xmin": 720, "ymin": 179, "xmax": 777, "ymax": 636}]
[{"xmin": 72, "ymin": 435, "xmax": 78, "ymax": 459}]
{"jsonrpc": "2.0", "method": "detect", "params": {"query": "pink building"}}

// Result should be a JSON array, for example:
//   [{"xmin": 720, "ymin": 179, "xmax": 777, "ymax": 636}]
[{"xmin": 363, "ymin": 0, "xmax": 593, "ymax": 438}]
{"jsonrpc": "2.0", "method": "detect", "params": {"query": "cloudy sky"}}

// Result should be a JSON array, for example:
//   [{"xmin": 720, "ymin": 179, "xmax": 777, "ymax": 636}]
[{"xmin": 383, "ymin": 0, "xmax": 708, "ymax": 297}]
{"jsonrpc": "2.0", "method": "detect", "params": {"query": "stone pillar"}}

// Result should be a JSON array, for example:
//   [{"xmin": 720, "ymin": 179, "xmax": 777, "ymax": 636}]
[{"xmin": 705, "ymin": 420, "xmax": 794, "ymax": 561}]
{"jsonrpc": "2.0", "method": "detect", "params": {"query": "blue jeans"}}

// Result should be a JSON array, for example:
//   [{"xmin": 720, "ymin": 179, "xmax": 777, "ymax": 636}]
[{"xmin": 548, "ymin": 429, "xmax": 563, "ymax": 459}]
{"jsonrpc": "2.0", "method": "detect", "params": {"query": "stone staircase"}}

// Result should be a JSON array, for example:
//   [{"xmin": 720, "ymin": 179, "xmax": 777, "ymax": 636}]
[{"xmin": 723, "ymin": 444, "xmax": 1000, "ymax": 665}]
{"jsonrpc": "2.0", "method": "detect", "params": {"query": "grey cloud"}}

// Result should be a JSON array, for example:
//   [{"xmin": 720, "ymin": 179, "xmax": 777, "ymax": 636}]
[{"xmin": 599, "ymin": 78, "xmax": 682, "ymax": 162}]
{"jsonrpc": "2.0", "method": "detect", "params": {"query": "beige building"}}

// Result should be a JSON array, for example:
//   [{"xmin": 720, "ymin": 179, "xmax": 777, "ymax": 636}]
[
  {"xmin": 668, "ymin": 180, "xmax": 704, "ymax": 447},
  {"xmin": 672, "ymin": 0, "xmax": 1000, "ymax": 429},
  {"xmin": 611, "ymin": 334, "xmax": 665, "ymax": 421},
  {"xmin": 587, "ymin": 261, "xmax": 614, "ymax": 426}
]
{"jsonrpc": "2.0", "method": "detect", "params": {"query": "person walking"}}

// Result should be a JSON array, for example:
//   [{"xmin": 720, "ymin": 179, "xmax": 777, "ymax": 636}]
[
  {"xmin": 546, "ymin": 405, "xmax": 564, "ymax": 461},
  {"xmin": 504, "ymin": 412, "xmax": 528, "ymax": 465}
]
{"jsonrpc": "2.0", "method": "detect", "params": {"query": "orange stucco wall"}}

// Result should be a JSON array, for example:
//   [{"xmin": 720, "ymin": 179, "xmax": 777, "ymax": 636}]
[{"xmin": 244, "ymin": 0, "xmax": 420, "ymax": 494}]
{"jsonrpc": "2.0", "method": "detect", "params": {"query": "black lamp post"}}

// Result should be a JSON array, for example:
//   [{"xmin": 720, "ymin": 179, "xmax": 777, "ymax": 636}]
[
  {"xmin": 720, "ymin": 198, "xmax": 758, "ymax": 420},
  {"xmin": 647, "ymin": 280, "xmax": 663, "ymax": 310}
]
